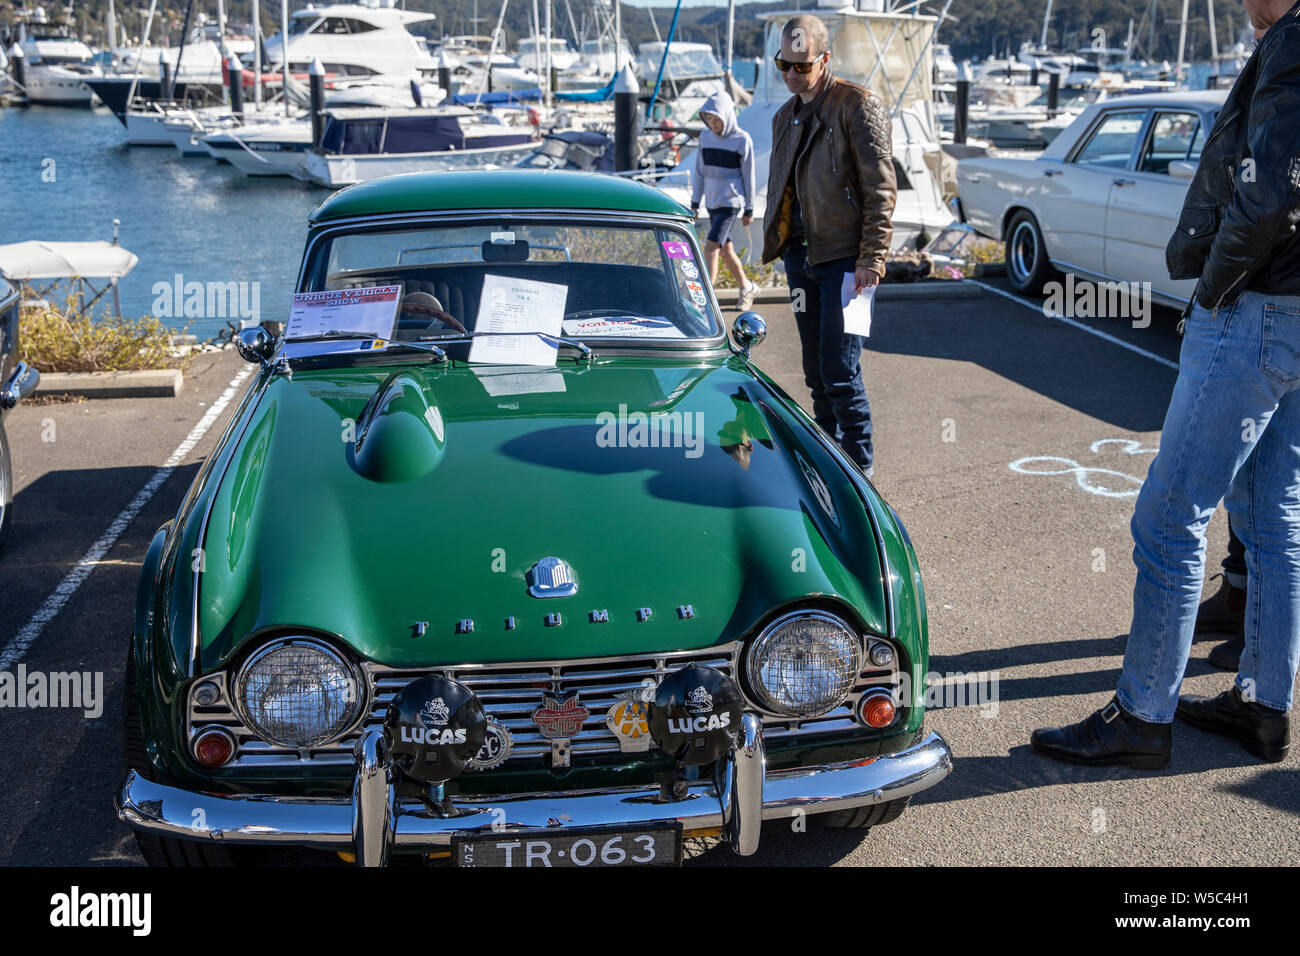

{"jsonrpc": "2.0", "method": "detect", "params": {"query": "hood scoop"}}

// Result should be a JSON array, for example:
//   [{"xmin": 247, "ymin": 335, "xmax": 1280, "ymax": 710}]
[{"xmin": 348, "ymin": 371, "xmax": 446, "ymax": 483}]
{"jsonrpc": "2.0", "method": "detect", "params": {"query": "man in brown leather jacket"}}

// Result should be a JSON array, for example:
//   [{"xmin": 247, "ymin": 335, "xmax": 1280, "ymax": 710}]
[{"xmin": 760, "ymin": 14, "xmax": 897, "ymax": 476}]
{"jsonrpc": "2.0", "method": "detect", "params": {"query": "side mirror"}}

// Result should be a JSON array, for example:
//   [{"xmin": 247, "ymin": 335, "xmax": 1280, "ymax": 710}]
[
  {"xmin": 236, "ymin": 326, "xmax": 276, "ymax": 366},
  {"xmin": 732, "ymin": 312, "xmax": 766, "ymax": 359},
  {"xmin": 1168, "ymin": 160, "xmax": 1197, "ymax": 181}
]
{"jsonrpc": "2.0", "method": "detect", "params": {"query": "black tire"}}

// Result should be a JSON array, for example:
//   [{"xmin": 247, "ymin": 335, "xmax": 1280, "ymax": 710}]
[
  {"xmin": 123, "ymin": 647, "xmax": 243, "ymax": 867},
  {"xmin": 815, "ymin": 796, "xmax": 911, "ymax": 830},
  {"xmin": 1004, "ymin": 210, "xmax": 1056, "ymax": 295},
  {"xmin": 0, "ymin": 421, "xmax": 12, "ymax": 552}
]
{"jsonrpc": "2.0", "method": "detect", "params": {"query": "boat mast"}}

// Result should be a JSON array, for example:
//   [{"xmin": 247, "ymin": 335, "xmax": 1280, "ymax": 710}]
[
  {"xmin": 167, "ymin": 0, "xmax": 196, "ymax": 100},
  {"xmin": 1175, "ymin": 0, "xmax": 1189, "ymax": 83},
  {"xmin": 126, "ymin": 0, "xmax": 157, "ymax": 109},
  {"xmin": 1039, "ymin": 0, "xmax": 1053, "ymax": 50},
  {"xmin": 252, "ymin": 0, "xmax": 261, "ymax": 107},
  {"xmin": 614, "ymin": 0, "xmax": 622, "ymax": 70},
  {"xmin": 477, "ymin": 0, "xmax": 511, "ymax": 101},
  {"xmin": 724, "ymin": 0, "xmax": 734, "ymax": 77},
  {"xmin": 281, "ymin": 0, "xmax": 290, "ymax": 116},
  {"xmin": 545, "ymin": 0, "xmax": 553, "ymax": 105},
  {"xmin": 1207, "ymin": 0, "xmax": 1219, "ymax": 82}
]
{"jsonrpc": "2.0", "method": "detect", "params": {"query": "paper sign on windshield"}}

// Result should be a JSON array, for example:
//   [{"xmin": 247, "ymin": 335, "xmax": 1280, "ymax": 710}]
[
  {"xmin": 561, "ymin": 316, "xmax": 685, "ymax": 338},
  {"xmin": 468, "ymin": 275, "xmax": 568, "ymax": 367},
  {"xmin": 285, "ymin": 286, "xmax": 401, "ymax": 341}
]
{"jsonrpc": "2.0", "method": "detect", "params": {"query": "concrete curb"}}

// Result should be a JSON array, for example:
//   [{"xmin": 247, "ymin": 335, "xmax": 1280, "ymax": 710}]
[
  {"xmin": 727, "ymin": 280, "xmax": 984, "ymax": 306},
  {"xmin": 35, "ymin": 369, "xmax": 184, "ymax": 399}
]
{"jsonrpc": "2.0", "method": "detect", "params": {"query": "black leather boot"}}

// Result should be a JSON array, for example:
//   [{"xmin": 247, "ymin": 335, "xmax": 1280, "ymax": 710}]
[
  {"xmin": 1176, "ymin": 684, "xmax": 1290, "ymax": 762},
  {"xmin": 1195, "ymin": 574, "xmax": 1246, "ymax": 637},
  {"xmin": 1031, "ymin": 698, "xmax": 1172, "ymax": 769},
  {"xmin": 1207, "ymin": 633, "xmax": 1245, "ymax": 670}
]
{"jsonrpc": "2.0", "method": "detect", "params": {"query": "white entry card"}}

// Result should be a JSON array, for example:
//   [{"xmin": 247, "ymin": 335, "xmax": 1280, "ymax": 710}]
[
  {"xmin": 841, "ymin": 273, "xmax": 875, "ymax": 338},
  {"xmin": 469, "ymin": 274, "xmax": 569, "ymax": 367},
  {"xmin": 285, "ymin": 285, "xmax": 401, "ymax": 340}
]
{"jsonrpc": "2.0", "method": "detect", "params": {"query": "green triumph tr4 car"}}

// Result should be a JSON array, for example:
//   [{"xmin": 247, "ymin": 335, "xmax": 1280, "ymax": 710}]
[{"xmin": 117, "ymin": 169, "xmax": 952, "ymax": 866}]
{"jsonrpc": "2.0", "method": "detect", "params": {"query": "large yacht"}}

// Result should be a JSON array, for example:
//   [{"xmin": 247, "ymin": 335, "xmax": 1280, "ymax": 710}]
[
  {"xmin": 15, "ymin": 5, "xmax": 102, "ymax": 106},
  {"xmin": 260, "ymin": 2, "xmax": 439, "ymax": 78}
]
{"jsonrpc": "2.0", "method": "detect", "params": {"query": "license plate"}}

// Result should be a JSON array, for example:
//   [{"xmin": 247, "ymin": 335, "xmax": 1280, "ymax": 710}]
[{"xmin": 452, "ymin": 824, "xmax": 682, "ymax": 868}]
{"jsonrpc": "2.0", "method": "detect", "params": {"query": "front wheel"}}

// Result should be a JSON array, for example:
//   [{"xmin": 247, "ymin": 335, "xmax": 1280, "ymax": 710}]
[
  {"xmin": 814, "ymin": 796, "xmax": 911, "ymax": 830},
  {"xmin": 1004, "ymin": 211, "xmax": 1056, "ymax": 295},
  {"xmin": 123, "ymin": 647, "xmax": 244, "ymax": 866}
]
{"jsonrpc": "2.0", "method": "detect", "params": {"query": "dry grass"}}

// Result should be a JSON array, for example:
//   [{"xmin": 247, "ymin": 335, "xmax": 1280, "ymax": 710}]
[{"xmin": 18, "ymin": 293, "xmax": 192, "ymax": 373}]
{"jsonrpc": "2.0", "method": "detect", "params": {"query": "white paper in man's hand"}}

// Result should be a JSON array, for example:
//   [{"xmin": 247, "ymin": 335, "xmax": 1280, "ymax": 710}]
[{"xmin": 841, "ymin": 273, "xmax": 875, "ymax": 338}]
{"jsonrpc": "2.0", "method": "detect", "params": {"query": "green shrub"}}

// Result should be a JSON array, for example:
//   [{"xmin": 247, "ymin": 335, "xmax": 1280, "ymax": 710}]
[{"xmin": 18, "ymin": 293, "xmax": 191, "ymax": 373}]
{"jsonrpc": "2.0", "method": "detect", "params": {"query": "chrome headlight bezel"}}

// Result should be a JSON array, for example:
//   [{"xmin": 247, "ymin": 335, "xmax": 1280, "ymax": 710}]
[
  {"xmin": 233, "ymin": 636, "xmax": 367, "ymax": 749},
  {"xmin": 743, "ymin": 610, "xmax": 864, "ymax": 718}
]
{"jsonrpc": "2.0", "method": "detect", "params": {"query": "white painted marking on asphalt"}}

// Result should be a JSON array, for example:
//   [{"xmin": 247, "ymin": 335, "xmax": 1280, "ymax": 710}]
[
  {"xmin": 0, "ymin": 367, "xmax": 255, "ymax": 669},
  {"xmin": 1008, "ymin": 438, "xmax": 1158, "ymax": 497},
  {"xmin": 970, "ymin": 279, "xmax": 1180, "ymax": 372}
]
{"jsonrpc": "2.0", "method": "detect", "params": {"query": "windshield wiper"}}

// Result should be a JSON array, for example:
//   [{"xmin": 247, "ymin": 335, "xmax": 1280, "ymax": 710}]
[
  {"xmin": 285, "ymin": 331, "xmax": 447, "ymax": 362},
  {"xmin": 285, "ymin": 330, "xmax": 594, "ymax": 363},
  {"xmin": 413, "ymin": 331, "xmax": 595, "ymax": 363}
]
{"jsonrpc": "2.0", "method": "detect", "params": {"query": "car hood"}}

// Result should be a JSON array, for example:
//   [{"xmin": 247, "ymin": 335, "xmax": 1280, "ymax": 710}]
[{"xmin": 196, "ymin": 355, "xmax": 887, "ymax": 670}]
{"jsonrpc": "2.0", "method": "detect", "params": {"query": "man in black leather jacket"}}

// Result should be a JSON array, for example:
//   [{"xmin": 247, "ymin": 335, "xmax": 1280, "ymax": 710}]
[{"xmin": 1033, "ymin": 0, "xmax": 1300, "ymax": 769}]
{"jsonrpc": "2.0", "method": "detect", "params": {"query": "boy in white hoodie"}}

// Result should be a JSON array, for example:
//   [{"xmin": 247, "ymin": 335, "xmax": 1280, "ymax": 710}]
[{"xmin": 690, "ymin": 90, "xmax": 759, "ymax": 310}]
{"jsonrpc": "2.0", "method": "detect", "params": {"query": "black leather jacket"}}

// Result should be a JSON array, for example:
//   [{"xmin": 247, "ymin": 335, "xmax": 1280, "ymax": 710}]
[{"xmin": 1166, "ymin": 0, "xmax": 1300, "ymax": 310}]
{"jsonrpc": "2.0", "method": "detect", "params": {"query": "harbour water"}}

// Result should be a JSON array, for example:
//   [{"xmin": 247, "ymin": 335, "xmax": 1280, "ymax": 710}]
[{"xmin": 0, "ymin": 106, "xmax": 325, "ymax": 341}]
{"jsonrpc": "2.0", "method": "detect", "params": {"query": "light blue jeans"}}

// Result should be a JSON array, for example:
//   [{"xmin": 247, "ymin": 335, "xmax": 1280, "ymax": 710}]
[{"xmin": 1117, "ymin": 290, "xmax": 1300, "ymax": 721}]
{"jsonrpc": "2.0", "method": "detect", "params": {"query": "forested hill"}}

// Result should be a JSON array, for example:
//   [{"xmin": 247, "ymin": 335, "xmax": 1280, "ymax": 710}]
[{"xmin": 0, "ymin": 0, "xmax": 1245, "ymax": 64}]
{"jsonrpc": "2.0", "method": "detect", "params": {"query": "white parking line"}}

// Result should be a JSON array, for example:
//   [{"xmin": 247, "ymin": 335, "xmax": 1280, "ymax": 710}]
[
  {"xmin": 0, "ymin": 367, "xmax": 255, "ymax": 670},
  {"xmin": 970, "ymin": 279, "xmax": 1180, "ymax": 372}
]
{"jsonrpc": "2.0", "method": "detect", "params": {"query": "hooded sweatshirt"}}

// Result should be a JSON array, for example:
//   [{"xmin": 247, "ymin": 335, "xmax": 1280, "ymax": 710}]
[{"xmin": 690, "ymin": 90, "xmax": 755, "ymax": 216}]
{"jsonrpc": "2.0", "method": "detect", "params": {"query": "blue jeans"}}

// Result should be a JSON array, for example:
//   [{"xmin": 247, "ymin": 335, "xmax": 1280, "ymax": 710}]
[
  {"xmin": 784, "ymin": 246, "xmax": 873, "ymax": 471},
  {"xmin": 1117, "ymin": 290, "xmax": 1300, "ymax": 720}
]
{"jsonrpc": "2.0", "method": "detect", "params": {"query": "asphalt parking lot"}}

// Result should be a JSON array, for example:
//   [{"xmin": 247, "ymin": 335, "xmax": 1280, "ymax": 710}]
[{"xmin": 1, "ymin": 278, "xmax": 1294, "ymax": 867}]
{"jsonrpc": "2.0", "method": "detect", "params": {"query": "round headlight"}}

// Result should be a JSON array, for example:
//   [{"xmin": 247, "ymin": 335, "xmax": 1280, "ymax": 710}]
[
  {"xmin": 745, "ymin": 611, "xmax": 862, "ymax": 717},
  {"xmin": 234, "ymin": 639, "xmax": 363, "ymax": 749}
]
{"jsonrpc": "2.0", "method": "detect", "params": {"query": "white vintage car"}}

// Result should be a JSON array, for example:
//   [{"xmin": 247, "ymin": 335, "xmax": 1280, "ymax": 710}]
[{"xmin": 956, "ymin": 90, "xmax": 1228, "ymax": 307}]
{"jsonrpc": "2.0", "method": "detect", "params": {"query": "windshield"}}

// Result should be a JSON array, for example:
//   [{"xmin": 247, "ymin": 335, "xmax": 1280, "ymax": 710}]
[{"xmin": 302, "ymin": 218, "xmax": 722, "ymax": 345}]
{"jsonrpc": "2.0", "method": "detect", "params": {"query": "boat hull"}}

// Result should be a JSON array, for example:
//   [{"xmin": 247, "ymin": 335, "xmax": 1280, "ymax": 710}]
[{"xmin": 298, "ymin": 140, "xmax": 538, "ymax": 187}]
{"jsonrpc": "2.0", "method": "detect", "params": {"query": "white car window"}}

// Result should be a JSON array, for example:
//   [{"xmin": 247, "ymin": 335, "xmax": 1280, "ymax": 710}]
[
  {"xmin": 1072, "ymin": 110, "xmax": 1147, "ymax": 169},
  {"xmin": 1138, "ymin": 112, "xmax": 1202, "ymax": 174}
]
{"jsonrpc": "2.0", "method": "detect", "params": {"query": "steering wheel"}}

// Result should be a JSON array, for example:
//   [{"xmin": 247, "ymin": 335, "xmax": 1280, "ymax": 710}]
[{"xmin": 398, "ymin": 300, "xmax": 468, "ymax": 335}]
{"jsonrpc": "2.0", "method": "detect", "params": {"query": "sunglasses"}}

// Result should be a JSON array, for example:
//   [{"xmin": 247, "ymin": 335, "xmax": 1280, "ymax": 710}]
[{"xmin": 774, "ymin": 54, "xmax": 824, "ymax": 74}]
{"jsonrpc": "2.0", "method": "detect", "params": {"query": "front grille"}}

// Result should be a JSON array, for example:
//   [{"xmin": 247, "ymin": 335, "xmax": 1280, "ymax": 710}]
[{"xmin": 188, "ymin": 641, "xmax": 901, "ymax": 769}]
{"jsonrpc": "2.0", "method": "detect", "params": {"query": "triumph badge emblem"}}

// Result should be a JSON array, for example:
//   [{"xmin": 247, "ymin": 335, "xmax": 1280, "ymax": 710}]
[
  {"xmin": 528, "ymin": 556, "xmax": 579, "ymax": 598},
  {"xmin": 532, "ymin": 693, "xmax": 589, "ymax": 738}
]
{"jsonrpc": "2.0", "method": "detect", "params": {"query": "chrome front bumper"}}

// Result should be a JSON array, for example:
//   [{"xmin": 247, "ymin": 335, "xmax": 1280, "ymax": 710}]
[{"xmin": 117, "ymin": 722, "xmax": 952, "ymax": 865}]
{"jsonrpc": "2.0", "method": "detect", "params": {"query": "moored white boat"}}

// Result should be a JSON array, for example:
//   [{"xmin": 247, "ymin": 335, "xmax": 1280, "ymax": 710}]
[
  {"xmin": 16, "ymin": 6, "xmax": 102, "ymax": 106},
  {"xmin": 202, "ymin": 120, "xmax": 315, "ymax": 176},
  {"xmin": 295, "ymin": 106, "xmax": 539, "ymax": 187}
]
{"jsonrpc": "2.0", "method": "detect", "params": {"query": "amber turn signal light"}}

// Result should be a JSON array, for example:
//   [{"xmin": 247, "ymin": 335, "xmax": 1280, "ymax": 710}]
[
  {"xmin": 193, "ymin": 728, "xmax": 236, "ymax": 768},
  {"xmin": 859, "ymin": 693, "xmax": 896, "ymax": 729}
]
